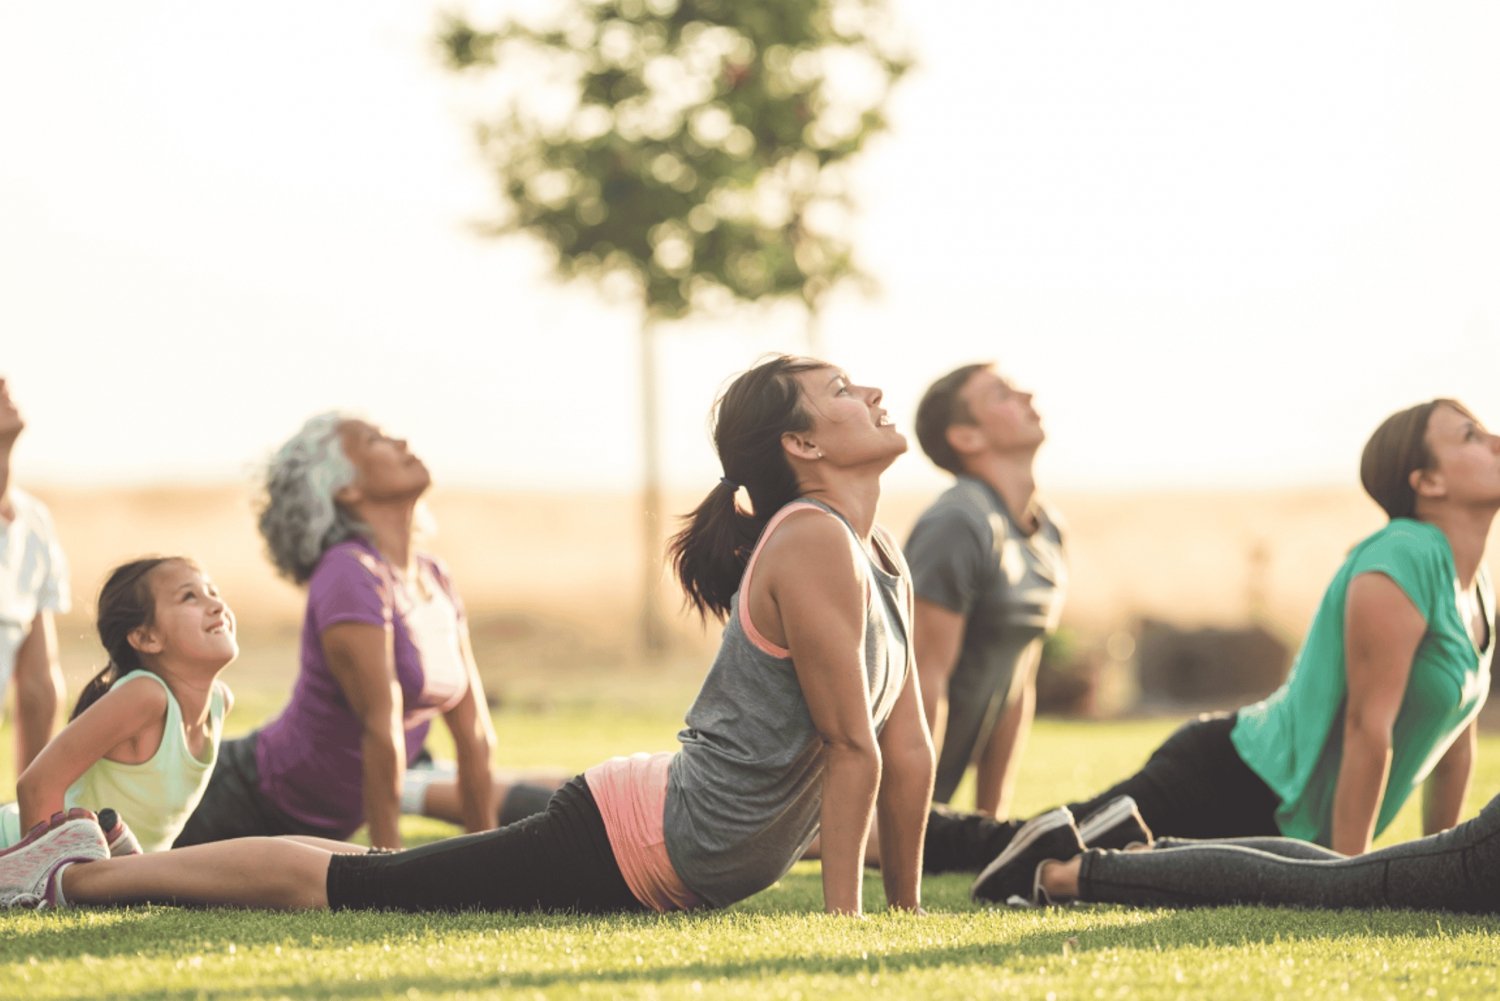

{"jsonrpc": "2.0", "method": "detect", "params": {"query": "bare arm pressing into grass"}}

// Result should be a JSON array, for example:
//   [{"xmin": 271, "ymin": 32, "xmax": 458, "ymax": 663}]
[
  {"xmin": 405, "ymin": 625, "xmax": 572, "ymax": 832},
  {"xmin": 872, "ymin": 527, "xmax": 935, "ymax": 910},
  {"xmin": 442, "ymin": 632, "xmax": 498, "ymax": 834},
  {"xmin": 766, "ymin": 512, "xmax": 883, "ymax": 915},
  {"xmin": 1423, "ymin": 721, "xmax": 1474, "ymax": 836},
  {"xmin": 12, "ymin": 611, "xmax": 65, "ymax": 774},
  {"xmin": 873, "ymin": 650, "xmax": 934, "ymax": 911},
  {"xmin": 1331, "ymin": 572, "xmax": 1424, "ymax": 856},
  {"xmin": 321, "ymin": 622, "xmax": 405, "ymax": 850},
  {"xmin": 912, "ymin": 599, "xmax": 963, "ymax": 778}
]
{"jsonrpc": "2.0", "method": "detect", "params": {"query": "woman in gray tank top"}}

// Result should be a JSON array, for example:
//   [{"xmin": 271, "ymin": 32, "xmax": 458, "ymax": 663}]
[
  {"xmin": 663, "ymin": 354, "xmax": 933, "ymax": 913},
  {"xmin": 9, "ymin": 356, "xmax": 937, "ymax": 919}
]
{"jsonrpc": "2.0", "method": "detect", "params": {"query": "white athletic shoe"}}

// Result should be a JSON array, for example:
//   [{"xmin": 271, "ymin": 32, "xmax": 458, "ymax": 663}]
[{"xmin": 0, "ymin": 808, "xmax": 109, "ymax": 909}]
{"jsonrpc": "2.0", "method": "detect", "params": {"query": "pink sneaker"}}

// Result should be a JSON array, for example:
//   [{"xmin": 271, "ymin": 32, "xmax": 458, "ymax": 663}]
[{"xmin": 0, "ymin": 807, "xmax": 109, "ymax": 909}]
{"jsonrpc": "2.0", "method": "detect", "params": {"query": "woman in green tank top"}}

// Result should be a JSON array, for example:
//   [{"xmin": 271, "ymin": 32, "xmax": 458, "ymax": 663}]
[
  {"xmin": 1238, "ymin": 398, "xmax": 1497, "ymax": 854},
  {"xmin": 949, "ymin": 398, "xmax": 1499, "ymax": 888}
]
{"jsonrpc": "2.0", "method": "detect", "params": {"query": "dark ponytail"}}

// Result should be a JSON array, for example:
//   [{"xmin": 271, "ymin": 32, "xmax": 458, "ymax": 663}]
[
  {"xmin": 669, "ymin": 355, "xmax": 828, "ymax": 620},
  {"xmin": 71, "ymin": 556, "xmax": 182, "ymax": 720}
]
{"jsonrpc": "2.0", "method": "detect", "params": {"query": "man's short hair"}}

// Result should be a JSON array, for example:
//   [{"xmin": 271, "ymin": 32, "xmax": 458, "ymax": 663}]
[{"xmin": 914, "ymin": 362, "xmax": 994, "ymax": 475}]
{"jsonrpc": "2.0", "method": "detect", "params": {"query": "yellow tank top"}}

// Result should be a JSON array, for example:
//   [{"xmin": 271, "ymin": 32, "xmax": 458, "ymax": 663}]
[{"xmin": 65, "ymin": 670, "xmax": 228, "ymax": 852}]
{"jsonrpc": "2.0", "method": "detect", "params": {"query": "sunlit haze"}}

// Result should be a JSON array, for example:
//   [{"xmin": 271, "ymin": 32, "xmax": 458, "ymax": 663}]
[{"xmin": 4, "ymin": 2, "xmax": 1499, "ymax": 495}]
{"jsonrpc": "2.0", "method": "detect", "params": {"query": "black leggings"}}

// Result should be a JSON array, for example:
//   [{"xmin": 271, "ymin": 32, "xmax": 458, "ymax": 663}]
[
  {"xmin": 325, "ymin": 775, "xmax": 646, "ymax": 914},
  {"xmin": 923, "ymin": 712, "xmax": 1280, "ymax": 873},
  {"xmin": 175, "ymin": 734, "xmax": 345, "ymax": 847},
  {"xmin": 1079, "ymin": 793, "xmax": 1500, "ymax": 913}
]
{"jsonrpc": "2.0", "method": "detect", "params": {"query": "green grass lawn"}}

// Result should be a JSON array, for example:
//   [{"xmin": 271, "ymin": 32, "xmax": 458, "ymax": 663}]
[{"xmin": 3, "ymin": 713, "xmax": 1499, "ymax": 999}]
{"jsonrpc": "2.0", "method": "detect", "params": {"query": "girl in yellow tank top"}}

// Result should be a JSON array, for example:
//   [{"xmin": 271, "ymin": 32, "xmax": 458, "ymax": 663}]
[{"xmin": 2, "ymin": 557, "xmax": 238, "ymax": 851}]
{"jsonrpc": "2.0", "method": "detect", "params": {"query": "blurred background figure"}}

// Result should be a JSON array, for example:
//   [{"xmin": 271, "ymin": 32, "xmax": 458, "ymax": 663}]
[
  {"xmin": 907, "ymin": 364, "xmax": 1065, "ymax": 817},
  {"xmin": 174, "ymin": 413, "xmax": 560, "ymax": 850},
  {"xmin": 0, "ymin": 377, "xmax": 69, "ymax": 781}
]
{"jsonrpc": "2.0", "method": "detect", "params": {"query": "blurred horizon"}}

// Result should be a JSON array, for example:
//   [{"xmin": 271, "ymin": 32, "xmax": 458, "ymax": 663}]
[
  {"xmin": 24, "ymin": 477, "xmax": 1406, "ymax": 725},
  {"xmin": 29, "ymin": 477, "xmax": 1390, "ymax": 633}
]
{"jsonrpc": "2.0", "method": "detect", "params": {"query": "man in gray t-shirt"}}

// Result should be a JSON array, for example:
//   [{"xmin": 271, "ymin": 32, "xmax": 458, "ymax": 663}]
[{"xmin": 907, "ymin": 363, "xmax": 1065, "ymax": 816}]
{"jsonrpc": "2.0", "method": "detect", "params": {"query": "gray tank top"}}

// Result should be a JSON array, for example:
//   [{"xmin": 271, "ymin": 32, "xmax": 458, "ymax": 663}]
[{"xmin": 662, "ymin": 498, "xmax": 912, "ymax": 907}]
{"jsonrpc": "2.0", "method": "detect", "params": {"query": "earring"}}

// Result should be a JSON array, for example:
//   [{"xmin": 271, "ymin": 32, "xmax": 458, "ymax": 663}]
[{"xmin": 817, "ymin": 451, "xmax": 824, "ymax": 459}]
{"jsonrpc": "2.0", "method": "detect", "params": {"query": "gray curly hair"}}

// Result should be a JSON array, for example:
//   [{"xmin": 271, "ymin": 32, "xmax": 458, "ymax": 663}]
[{"xmin": 258, "ymin": 411, "xmax": 367, "ymax": 584}]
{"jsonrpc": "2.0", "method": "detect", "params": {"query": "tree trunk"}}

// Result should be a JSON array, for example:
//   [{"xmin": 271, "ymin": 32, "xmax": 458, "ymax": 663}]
[
  {"xmin": 639, "ymin": 317, "xmax": 668, "ymax": 653},
  {"xmin": 804, "ymin": 300, "xmax": 824, "ymax": 359}
]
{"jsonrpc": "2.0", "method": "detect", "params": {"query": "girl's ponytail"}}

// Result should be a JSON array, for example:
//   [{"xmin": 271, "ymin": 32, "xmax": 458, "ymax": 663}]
[
  {"xmin": 70, "ymin": 662, "xmax": 123, "ymax": 721},
  {"xmin": 71, "ymin": 556, "xmax": 181, "ymax": 720},
  {"xmin": 669, "ymin": 356, "xmax": 826, "ymax": 620}
]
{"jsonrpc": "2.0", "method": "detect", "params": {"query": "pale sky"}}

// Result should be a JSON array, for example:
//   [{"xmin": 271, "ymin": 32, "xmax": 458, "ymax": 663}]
[{"xmin": 4, "ymin": 2, "xmax": 1499, "ymax": 494}]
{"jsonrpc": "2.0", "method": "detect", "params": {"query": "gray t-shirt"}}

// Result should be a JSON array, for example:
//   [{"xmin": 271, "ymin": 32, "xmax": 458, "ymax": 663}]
[
  {"xmin": 905, "ymin": 476, "xmax": 1066, "ymax": 802},
  {"xmin": 663, "ymin": 499, "xmax": 912, "ymax": 908}
]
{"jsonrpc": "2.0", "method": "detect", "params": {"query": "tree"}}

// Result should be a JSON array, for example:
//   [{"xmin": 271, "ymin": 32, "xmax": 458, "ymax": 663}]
[{"xmin": 440, "ymin": 0, "xmax": 910, "ymax": 651}]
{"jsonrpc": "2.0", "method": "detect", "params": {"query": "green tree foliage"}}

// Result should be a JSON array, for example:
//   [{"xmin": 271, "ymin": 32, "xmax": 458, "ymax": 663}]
[
  {"xmin": 438, "ymin": 0, "xmax": 911, "ymax": 320},
  {"xmin": 439, "ymin": 0, "xmax": 909, "ymax": 649}
]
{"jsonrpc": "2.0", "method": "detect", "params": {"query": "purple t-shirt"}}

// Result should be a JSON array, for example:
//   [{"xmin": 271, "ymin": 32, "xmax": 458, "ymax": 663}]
[{"xmin": 255, "ymin": 538, "xmax": 470, "ymax": 835}]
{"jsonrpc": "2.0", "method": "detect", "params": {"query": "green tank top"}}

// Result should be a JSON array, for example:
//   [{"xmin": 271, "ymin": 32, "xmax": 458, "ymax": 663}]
[
  {"xmin": 67, "ymin": 670, "xmax": 228, "ymax": 852},
  {"xmin": 1231, "ymin": 519, "xmax": 1493, "ymax": 844}
]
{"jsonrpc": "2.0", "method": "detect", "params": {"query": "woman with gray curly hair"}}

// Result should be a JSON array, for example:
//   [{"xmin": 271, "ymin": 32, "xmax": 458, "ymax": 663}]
[{"xmin": 173, "ymin": 413, "xmax": 560, "ymax": 849}]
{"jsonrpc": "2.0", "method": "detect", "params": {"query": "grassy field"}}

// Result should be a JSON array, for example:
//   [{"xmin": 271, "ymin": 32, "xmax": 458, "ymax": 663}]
[{"xmin": 2, "ymin": 713, "xmax": 1498, "ymax": 1000}]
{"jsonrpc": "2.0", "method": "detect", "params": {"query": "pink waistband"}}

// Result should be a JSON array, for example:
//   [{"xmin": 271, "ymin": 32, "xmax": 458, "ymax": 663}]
[{"xmin": 584, "ymin": 752, "xmax": 703, "ymax": 913}]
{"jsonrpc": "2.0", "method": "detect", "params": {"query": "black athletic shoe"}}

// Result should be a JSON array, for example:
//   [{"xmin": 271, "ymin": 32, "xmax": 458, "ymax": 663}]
[
  {"xmin": 923, "ymin": 804, "xmax": 1018, "ymax": 874},
  {"xmin": 971, "ymin": 807, "xmax": 1084, "ymax": 905},
  {"xmin": 1077, "ymin": 795, "xmax": 1154, "ymax": 852}
]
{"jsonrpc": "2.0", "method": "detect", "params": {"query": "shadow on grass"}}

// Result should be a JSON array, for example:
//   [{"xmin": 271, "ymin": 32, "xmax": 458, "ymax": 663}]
[
  {"xmin": 9, "ymin": 908, "xmax": 1500, "ymax": 1001},
  {"xmin": 2, "ymin": 897, "xmax": 1494, "ymax": 980},
  {"xmin": 0, "ymin": 906, "xmax": 668, "ymax": 962}
]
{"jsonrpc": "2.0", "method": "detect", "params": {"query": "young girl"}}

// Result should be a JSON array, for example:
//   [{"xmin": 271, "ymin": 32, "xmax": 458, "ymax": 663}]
[
  {"xmin": 1, "ymin": 557, "xmax": 237, "ymax": 853},
  {"xmin": 1, "ymin": 355, "xmax": 934, "ymax": 915}
]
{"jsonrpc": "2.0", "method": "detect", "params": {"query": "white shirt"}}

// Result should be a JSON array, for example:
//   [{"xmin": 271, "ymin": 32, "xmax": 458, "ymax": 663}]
[
  {"xmin": 397, "ymin": 564, "xmax": 468, "ymax": 726},
  {"xmin": 0, "ymin": 488, "xmax": 70, "ymax": 698}
]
